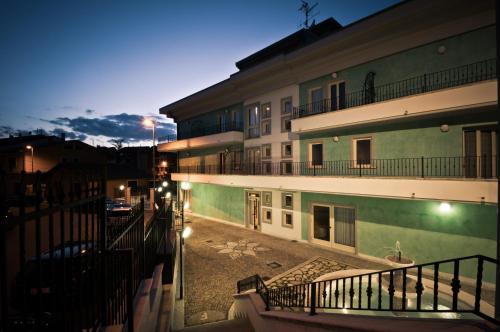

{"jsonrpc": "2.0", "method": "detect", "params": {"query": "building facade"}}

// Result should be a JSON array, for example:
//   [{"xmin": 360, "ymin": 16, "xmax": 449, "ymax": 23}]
[{"xmin": 159, "ymin": 0, "xmax": 497, "ymax": 278}]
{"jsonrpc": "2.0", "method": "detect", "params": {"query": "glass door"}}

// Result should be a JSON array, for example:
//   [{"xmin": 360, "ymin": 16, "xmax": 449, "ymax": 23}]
[
  {"xmin": 246, "ymin": 192, "xmax": 261, "ymax": 230},
  {"xmin": 311, "ymin": 204, "xmax": 356, "ymax": 252},
  {"xmin": 312, "ymin": 205, "xmax": 331, "ymax": 245}
]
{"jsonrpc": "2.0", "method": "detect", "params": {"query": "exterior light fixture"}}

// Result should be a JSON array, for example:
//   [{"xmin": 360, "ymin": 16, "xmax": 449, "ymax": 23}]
[
  {"xmin": 182, "ymin": 226, "xmax": 192, "ymax": 239},
  {"xmin": 440, "ymin": 124, "xmax": 449, "ymax": 133},
  {"xmin": 180, "ymin": 181, "xmax": 191, "ymax": 190},
  {"xmin": 157, "ymin": 187, "xmax": 163, "ymax": 192},
  {"xmin": 155, "ymin": 203, "xmax": 159, "ymax": 210},
  {"xmin": 161, "ymin": 161, "xmax": 167, "ymax": 167},
  {"xmin": 333, "ymin": 136, "xmax": 339, "ymax": 142},
  {"xmin": 26, "ymin": 145, "xmax": 34, "ymax": 173},
  {"xmin": 439, "ymin": 202, "xmax": 451, "ymax": 213},
  {"xmin": 162, "ymin": 181, "xmax": 168, "ymax": 187},
  {"xmin": 166, "ymin": 192, "xmax": 171, "ymax": 199},
  {"xmin": 332, "ymin": 72, "xmax": 338, "ymax": 79},
  {"xmin": 437, "ymin": 45, "xmax": 446, "ymax": 54},
  {"xmin": 119, "ymin": 185, "xmax": 125, "ymax": 191},
  {"xmin": 184, "ymin": 202, "xmax": 190, "ymax": 210}
]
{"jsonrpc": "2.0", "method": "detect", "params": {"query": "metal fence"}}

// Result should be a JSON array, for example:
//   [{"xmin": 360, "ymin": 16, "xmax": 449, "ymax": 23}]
[
  {"xmin": 293, "ymin": 58, "xmax": 496, "ymax": 119},
  {"xmin": 0, "ymin": 168, "xmax": 173, "ymax": 331},
  {"xmin": 176, "ymin": 155, "xmax": 499, "ymax": 179}
]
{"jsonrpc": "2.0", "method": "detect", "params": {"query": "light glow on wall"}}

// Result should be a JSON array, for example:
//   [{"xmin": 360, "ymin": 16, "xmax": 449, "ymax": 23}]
[
  {"xmin": 439, "ymin": 202, "xmax": 451, "ymax": 213},
  {"xmin": 180, "ymin": 181, "xmax": 191, "ymax": 190}
]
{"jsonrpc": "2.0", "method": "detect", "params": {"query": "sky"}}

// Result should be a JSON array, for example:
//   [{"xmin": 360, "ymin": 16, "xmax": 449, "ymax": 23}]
[{"xmin": 0, "ymin": 0, "xmax": 400, "ymax": 146}]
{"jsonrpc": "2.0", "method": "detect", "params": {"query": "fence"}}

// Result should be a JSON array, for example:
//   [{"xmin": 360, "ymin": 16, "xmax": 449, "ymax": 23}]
[
  {"xmin": 176, "ymin": 155, "xmax": 499, "ymax": 179},
  {"xmin": 293, "ymin": 59, "xmax": 497, "ymax": 119}
]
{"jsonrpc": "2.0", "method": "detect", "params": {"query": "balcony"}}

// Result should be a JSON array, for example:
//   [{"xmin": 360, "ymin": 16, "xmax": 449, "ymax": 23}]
[
  {"xmin": 292, "ymin": 59, "xmax": 497, "ymax": 132},
  {"xmin": 158, "ymin": 122, "xmax": 243, "ymax": 152}
]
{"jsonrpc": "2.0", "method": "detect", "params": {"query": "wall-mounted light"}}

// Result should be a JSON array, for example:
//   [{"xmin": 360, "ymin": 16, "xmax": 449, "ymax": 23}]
[
  {"xmin": 166, "ymin": 192, "xmax": 172, "ymax": 199},
  {"xmin": 180, "ymin": 181, "xmax": 192, "ymax": 190},
  {"xmin": 157, "ymin": 187, "xmax": 163, "ymax": 192},
  {"xmin": 439, "ymin": 202, "xmax": 451, "ymax": 213},
  {"xmin": 119, "ymin": 185, "xmax": 125, "ymax": 191},
  {"xmin": 333, "ymin": 136, "xmax": 339, "ymax": 142},
  {"xmin": 161, "ymin": 161, "xmax": 167, "ymax": 167},
  {"xmin": 331, "ymin": 72, "xmax": 338, "ymax": 79},
  {"xmin": 440, "ymin": 124, "xmax": 449, "ymax": 133},
  {"xmin": 437, "ymin": 45, "xmax": 446, "ymax": 54},
  {"xmin": 162, "ymin": 181, "xmax": 169, "ymax": 187}
]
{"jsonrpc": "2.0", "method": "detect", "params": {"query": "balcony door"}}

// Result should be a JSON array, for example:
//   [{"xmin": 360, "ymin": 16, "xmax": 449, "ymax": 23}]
[
  {"xmin": 464, "ymin": 129, "xmax": 497, "ymax": 178},
  {"xmin": 311, "ymin": 204, "xmax": 356, "ymax": 253},
  {"xmin": 246, "ymin": 147, "xmax": 261, "ymax": 175}
]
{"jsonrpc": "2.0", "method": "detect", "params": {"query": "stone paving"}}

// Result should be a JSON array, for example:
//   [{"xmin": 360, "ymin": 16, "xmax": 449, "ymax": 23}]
[{"xmin": 183, "ymin": 216, "xmax": 389, "ymax": 327}]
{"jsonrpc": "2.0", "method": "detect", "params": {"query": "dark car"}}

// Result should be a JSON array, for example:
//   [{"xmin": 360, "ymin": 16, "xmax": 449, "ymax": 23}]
[{"xmin": 11, "ymin": 242, "xmax": 101, "ymax": 329}]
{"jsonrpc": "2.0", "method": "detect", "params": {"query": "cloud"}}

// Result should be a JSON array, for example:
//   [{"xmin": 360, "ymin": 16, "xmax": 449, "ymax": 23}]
[{"xmin": 44, "ymin": 112, "xmax": 176, "ymax": 142}]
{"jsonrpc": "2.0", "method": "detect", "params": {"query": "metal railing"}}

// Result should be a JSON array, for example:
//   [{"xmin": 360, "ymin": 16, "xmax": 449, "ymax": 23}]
[
  {"xmin": 144, "ymin": 200, "xmax": 172, "ymax": 278},
  {"xmin": 293, "ymin": 59, "xmax": 497, "ymax": 119},
  {"xmin": 159, "ymin": 121, "xmax": 243, "ymax": 143},
  {"xmin": 176, "ymin": 155, "xmax": 498, "ymax": 179},
  {"xmin": 237, "ymin": 275, "xmax": 270, "ymax": 311},
  {"xmin": 238, "ymin": 255, "xmax": 499, "ymax": 324}
]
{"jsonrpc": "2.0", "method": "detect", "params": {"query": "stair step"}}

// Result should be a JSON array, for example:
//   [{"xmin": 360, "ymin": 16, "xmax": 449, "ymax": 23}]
[{"xmin": 177, "ymin": 318, "xmax": 253, "ymax": 332}]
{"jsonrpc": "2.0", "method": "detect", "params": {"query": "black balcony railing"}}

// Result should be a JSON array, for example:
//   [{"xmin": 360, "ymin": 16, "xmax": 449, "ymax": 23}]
[
  {"xmin": 159, "ymin": 121, "xmax": 243, "ymax": 143},
  {"xmin": 176, "ymin": 155, "xmax": 498, "ymax": 179},
  {"xmin": 293, "ymin": 58, "xmax": 497, "ymax": 119},
  {"xmin": 238, "ymin": 255, "xmax": 499, "ymax": 325}
]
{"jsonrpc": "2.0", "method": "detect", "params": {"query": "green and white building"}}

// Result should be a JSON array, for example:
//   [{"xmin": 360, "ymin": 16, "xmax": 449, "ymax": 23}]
[{"xmin": 159, "ymin": 0, "xmax": 497, "ymax": 271}]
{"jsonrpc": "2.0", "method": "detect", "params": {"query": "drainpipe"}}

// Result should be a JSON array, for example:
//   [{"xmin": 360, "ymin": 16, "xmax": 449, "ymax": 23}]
[{"xmin": 496, "ymin": 0, "xmax": 500, "ymax": 320}]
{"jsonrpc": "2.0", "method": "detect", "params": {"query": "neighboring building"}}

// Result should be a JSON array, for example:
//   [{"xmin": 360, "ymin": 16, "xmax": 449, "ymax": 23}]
[{"xmin": 159, "ymin": 0, "xmax": 497, "ymax": 279}]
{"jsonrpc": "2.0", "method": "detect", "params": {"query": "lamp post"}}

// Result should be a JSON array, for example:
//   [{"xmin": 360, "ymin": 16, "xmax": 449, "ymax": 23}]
[
  {"xmin": 26, "ymin": 145, "xmax": 34, "ymax": 174},
  {"xmin": 143, "ymin": 118, "xmax": 157, "ymax": 202}
]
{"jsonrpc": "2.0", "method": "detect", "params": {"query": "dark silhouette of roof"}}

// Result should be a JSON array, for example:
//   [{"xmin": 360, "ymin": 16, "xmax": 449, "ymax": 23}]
[{"xmin": 235, "ymin": 18, "xmax": 342, "ymax": 71}]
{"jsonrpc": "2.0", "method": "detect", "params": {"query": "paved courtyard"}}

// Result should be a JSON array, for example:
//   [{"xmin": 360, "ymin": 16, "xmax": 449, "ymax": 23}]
[{"xmin": 183, "ymin": 216, "xmax": 388, "ymax": 326}]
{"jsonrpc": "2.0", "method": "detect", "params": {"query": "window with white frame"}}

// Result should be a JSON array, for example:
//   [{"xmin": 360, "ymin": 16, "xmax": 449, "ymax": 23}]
[
  {"xmin": 329, "ymin": 82, "xmax": 346, "ymax": 110},
  {"xmin": 261, "ymin": 119, "xmax": 271, "ymax": 135},
  {"xmin": 280, "ymin": 161, "xmax": 292, "ymax": 175},
  {"xmin": 262, "ymin": 191, "xmax": 272, "ymax": 206},
  {"xmin": 309, "ymin": 142, "xmax": 323, "ymax": 167},
  {"xmin": 245, "ymin": 103, "xmax": 260, "ymax": 138},
  {"xmin": 262, "ymin": 144, "xmax": 272, "ymax": 160},
  {"xmin": 353, "ymin": 137, "xmax": 372, "ymax": 166},
  {"xmin": 281, "ymin": 142, "xmax": 292, "ymax": 158},
  {"xmin": 281, "ymin": 116, "xmax": 291, "ymax": 132},
  {"xmin": 282, "ymin": 211, "xmax": 293, "ymax": 228},
  {"xmin": 262, "ymin": 103, "xmax": 272, "ymax": 119},
  {"xmin": 262, "ymin": 161, "xmax": 272, "ymax": 175},
  {"xmin": 281, "ymin": 97, "xmax": 292, "ymax": 115},
  {"xmin": 281, "ymin": 192, "xmax": 293, "ymax": 209},
  {"xmin": 263, "ymin": 208, "xmax": 272, "ymax": 224}
]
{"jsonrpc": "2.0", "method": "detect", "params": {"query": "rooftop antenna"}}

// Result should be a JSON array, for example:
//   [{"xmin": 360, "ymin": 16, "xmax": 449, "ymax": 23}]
[{"xmin": 298, "ymin": 1, "xmax": 318, "ymax": 29}]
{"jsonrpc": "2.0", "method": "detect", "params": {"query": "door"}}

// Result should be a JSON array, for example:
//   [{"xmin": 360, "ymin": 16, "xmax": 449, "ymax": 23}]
[
  {"xmin": 311, "ymin": 204, "xmax": 356, "ymax": 252},
  {"xmin": 246, "ymin": 147, "xmax": 261, "ymax": 175},
  {"xmin": 246, "ymin": 192, "xmax": 261, "ymax": 230},
  {"xmin": 464, "ymin": 129, "xmax": 497, "ymax": 178},
  {"xmin": 218, "ymin": 152, "xmax": 226, "ymax": 174}
]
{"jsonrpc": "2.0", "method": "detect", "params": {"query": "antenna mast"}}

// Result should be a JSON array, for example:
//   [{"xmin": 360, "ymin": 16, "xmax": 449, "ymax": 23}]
[{"xmin": 298, "ymin": 1, "xmax": 318, "ymax": 29}]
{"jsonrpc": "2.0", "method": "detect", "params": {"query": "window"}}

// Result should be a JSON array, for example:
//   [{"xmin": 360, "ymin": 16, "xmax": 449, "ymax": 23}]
[
  {"xmin": 282, "ymin": 192, "xmax": 293, "ymax": 209},
  {"xmin": 309, "ymin": 143, "xmax": 323, "ymax": 167},
  {"xmin": 280, "ymin": 161, "xmax": 292, "ymax": 175},
  {"xmin": 310, "ymin": 87, "xmax": 323, "ymax": 103},
  {"xmin": 281, "ymin": 97, "xmax": 292, "ymax": 115},
  {"xmin": 282, "ymin": 211, "xmax": 293, "ymax": 228},
  {"xmin": 329, "ymin": 82, "xmax": 346, "ymax": 110},
  {"xmin": 334, "ymin": 206, "xmax": 356, "ymax": 247},
  {"xmin": 281, "ymin": 142, "xmax": 292, "ymax": 158},
  {"xmin": 262, "ymin": 191, "xmax": 272, "ymax": 206},
  {"xmin": 262, "ymin": 162, "xmax": 272, "ymax": 175},
  {"xmin": 261, "ymin": 120, "xmax": 271, "ymax": 135},
  {"xmin": 353, "ymin": 137, "xmax": 372, "ymax": 166},
  {"xmin": 281, "ymin": 116, "xmax": 291, "ymax": 132},
  {"xmin": 245, "ymin": 103, "xmax": 260, "ymax": 138},
  {"xmin": 128, "ymin": 180, "xmax": 138, "ymax": 189},
  {"xmin": 263, "ymin": 208, "xmax": 272, "ymax": 224},
  {"xmin": 262, "ymin": 103, "xmax": 272, "ymax": 119},
  {"xmin": 262, "ymin": 144, "xmax": 272, "ymax": 159}
]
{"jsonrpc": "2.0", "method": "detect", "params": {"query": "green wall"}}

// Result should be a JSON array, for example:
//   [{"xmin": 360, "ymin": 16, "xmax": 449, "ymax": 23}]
[
  {"xmin": 191, "ymin": 183, "xmax": 245, "ymax": 225},
  {"xmin": 301, "ymin": 192, "xmax": 497, "ymax": 279},
  {"xmin": 299, "ymin": 26, "xmax": 496, "ymax": 106},
  {"xmin": 299, "ymin": 114, "xmax": 496, "ymax": 162}
]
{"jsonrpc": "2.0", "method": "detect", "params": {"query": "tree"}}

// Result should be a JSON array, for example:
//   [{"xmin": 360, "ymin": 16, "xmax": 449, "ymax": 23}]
[{"xmin": 110, "ymin": 138, "xmax": 124, "ymax": 150}]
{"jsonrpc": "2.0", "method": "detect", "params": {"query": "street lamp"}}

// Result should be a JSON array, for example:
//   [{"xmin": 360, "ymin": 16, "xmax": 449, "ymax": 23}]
[
  {"xmin": 26, "ymin": 145, "xmax": 34, "ymax": 174},
  {"xmin": 143, "ymin": 118, "xmax": 157, "ymax": 198},
  {"xmin": 162, "ymin": 181, "xmax": 168, "ymax": 188}
]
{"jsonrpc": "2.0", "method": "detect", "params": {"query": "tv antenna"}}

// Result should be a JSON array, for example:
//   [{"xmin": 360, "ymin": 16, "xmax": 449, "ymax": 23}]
[{"xmin": 298, "ymin": 1, "xmax": 318, "ymax": 29}]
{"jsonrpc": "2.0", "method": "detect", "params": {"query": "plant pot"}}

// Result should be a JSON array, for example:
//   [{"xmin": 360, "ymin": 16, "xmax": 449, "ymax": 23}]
[{"xmin": 384, "ymin": 255, "xmax": 415, "ymax": 269}]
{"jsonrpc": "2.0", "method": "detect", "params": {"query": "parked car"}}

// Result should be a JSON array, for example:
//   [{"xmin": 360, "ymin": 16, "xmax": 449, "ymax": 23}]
[{"xmin": 109, "ymin": 201, "xmax": 132, "ymax": 217}]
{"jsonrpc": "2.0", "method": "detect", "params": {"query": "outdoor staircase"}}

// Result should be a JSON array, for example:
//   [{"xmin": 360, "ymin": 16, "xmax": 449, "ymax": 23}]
[{"xmin": 176, "ymin": 318, "xmax": 254, "ymax": 332}]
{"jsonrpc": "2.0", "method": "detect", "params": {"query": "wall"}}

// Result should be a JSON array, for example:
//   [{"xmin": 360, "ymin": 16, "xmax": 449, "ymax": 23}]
[
  {"xmin": 299, "ymin": 114, "xmax": 496, "ymax": 162},
  {"xmin": 259, "ymin": 189, "xmax": 301, "ymax": 241},
  {"xmin": 301, "ymin": 192, "xmax": 497, "ymax": 279},
  {"xmin": 191, "ymin": 183, "xmax": 245, "ymax": 224},
  {"xmin": 298, "ymin": 25, "xmax": 496, "ymax": 106}
]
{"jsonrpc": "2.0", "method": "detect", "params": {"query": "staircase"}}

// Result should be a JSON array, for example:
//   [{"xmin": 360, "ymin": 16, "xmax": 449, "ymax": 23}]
[{"xmin": 176, "ymin": 318, "xmax": 254, "ymax": 332}]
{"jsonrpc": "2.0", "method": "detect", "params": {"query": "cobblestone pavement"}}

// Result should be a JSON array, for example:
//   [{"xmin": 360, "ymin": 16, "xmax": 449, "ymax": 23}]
[{"xmin": 183, "ymin": 216, "xmax": 389, "ymax": 327}]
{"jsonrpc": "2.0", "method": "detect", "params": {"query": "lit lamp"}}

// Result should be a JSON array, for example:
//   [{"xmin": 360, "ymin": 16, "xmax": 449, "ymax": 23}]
[
  {"xmin": 162, "ymin": 181, "xmax": 168, "ymax": 188},
  {"xmin": 143, "ymin": 118, "xmax": 157, "ymax": 193},
  {"xmin": 157, "ymin": 187, "xmax": 163, "ymax": 193},
  {"xmin": 182, "ymin": 226, "xmax": 192, "ymax": 239},
  {"xmin": 26, "ymin": 145, "xmax": 34, "ymax": 174},
  {"xmin": 119, "ymin": 184, "xmax": 125, "ymax": 191},
  {"xmin": 161, "ymin": 161, "xmax": 167, "ymax": 167},
  {"xmin": 166, "ymin": 192, "xmax": 171, "ymax": 199},
  {"xmin": 439, "ymin": 202, "xmax": 451, "ymax": 213}
]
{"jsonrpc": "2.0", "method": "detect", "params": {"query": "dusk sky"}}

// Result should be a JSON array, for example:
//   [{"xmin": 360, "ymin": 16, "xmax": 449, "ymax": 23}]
[{"xmin": 0, "ymin": 0, "xmax": 400, "ymax": 146}]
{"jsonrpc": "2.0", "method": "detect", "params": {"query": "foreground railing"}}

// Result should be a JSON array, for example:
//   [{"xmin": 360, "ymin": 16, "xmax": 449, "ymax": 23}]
[
  {"xmin": 177, "ymin": 155, "xmax": 498, "ymax": 179},
  {"xmin": 237, "ymin": 275, "xmax": 270, "ymax": 311},
  {"xmin": 238, "ymin": 255, "xmax": 499, "ymax": 325},
  {"xmin": 293, "ymin": 58, "xmax": 496, "ymax": 119}
]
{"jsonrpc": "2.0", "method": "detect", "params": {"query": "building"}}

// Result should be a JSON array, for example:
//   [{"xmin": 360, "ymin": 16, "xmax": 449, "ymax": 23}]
[{"xmin": 158, "ymin": 0, "xmax": 497, "ymax": 279}]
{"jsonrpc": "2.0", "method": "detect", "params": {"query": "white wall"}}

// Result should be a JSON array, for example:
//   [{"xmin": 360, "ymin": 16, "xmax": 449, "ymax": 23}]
[{"xmin": 260, "ymin": 189, "xmax": 301, "ymax": 241}]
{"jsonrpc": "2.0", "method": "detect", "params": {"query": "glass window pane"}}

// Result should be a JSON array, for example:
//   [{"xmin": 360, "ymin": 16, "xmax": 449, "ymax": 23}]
[
  {"xmin": 312, "ymin": 144, "xmax": 323, "ymax": 165},
  {"xmin": 313, "ymin": 206, "xmax": 330, "ymax": 241},
  {"xmin": 356, "ymin": 139, "xmax": 371, "ymax": 164},
  {"xmin": 312, "ymin": 88, "xmax": 323, "ymax": 103}
]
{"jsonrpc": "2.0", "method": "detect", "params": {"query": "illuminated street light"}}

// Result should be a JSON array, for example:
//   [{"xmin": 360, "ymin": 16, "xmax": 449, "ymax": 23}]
[
  {"xmin": 162, "ymin": 181, "xmax": 168, "ymax": 187},
  {"xmin": 26, "ymin": 145, "xmax": 34, "ymax": 174},
  {"xmin": 143, "ymin": 118, "xmax": 157, "ymax": 196},
  {"xmin": 166, "ymin": 192, "xmax": 171, "ymax": 199},
  {"xmin": 161, "ymin": 161, "xmax": 167, "ymax": 167},
  {"xmin": 157, "ymin": 187, "xmax": 163, "ymax": 193},
  {"xmin": 119, "ymin": 184, "xmax": 125, "ymax": 191}
]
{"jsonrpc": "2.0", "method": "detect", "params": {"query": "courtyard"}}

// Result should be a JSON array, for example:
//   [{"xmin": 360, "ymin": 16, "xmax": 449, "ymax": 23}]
[{"xmin": 183, "ymin": 215, "xmax": 388, "ymax": 326}]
